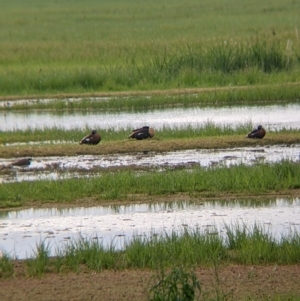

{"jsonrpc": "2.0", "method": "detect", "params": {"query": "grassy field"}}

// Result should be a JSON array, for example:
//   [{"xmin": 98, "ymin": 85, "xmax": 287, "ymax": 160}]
[{"xmin": 1, "ymin": 0, "xmax": 300, "ymax": 96}]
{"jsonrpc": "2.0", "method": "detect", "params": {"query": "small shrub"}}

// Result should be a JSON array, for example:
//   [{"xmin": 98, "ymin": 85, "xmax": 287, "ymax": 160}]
[
  {"xmin": 0, "ymin": 253, "xmax": 14, "ymax": 278},
  {"xmin": 148, "ymin": 266, "xmax": 201, "ymax": 301}
]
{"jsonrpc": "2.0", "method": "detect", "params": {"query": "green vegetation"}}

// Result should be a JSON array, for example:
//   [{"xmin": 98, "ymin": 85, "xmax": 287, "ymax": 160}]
[
  {"xmin": 1, "ymin": 0, "xmax": 300, "ymax": 96},
  {"xmin": 0, "ymin": 121, "xmax": 265, "ymax": 144},
  {"xmin": 1, "ymin": 120, "xmax": 299, "ymax": 147},
  {"xmin": 1, "ymin": 84, "xmax": 300, "ymax": 111},
  {"xmin": 148, "ymin": 266, "xmax": 201, "ymax": 301},
  {"xmin": 1, "ymin": 160, "xmax": 299, "ymax": 208},
  {"xmin": 1, "ymin": 224, "xmax": 299, "ymax": 276},
  {"xmin": 0, "ymin": 254, "xmax": 14, "ymax": 278}
]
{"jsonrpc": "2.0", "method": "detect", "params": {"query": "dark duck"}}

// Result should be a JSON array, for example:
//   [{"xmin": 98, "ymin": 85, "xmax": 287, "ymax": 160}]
[
  {"xmin": 128, "ymin": 126, "xmax": 155, "ymax": 140},
  {"xmin": 80, "ymin": 130, "xmax": 101, "ymax": 145},
  {"xmin": 246, "ymin": 125, "xmax": 266, "ymax": 139},
  {"xmin": 11, "ymin": 158, "xmax": 32, "ymax": 167}
]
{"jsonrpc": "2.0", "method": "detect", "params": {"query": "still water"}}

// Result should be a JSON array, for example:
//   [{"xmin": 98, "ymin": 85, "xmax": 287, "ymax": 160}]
[
  {"xmin": 1, "ymin": 145, "xmax": 300, "ymax": 183},
  {"xmin": 0, "ymin": 198, "xmax": 299, "ymax": 259},
  {"xmin": 1, "ymin": 103, "xmax": 300, "ymax": 131}
]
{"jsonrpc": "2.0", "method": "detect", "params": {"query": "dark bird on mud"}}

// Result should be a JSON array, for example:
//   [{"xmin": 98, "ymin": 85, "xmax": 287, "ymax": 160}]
[
  {"xmin": 79, "ymin": 130, "xmax": 101, "ymax": 145},
  {"xmin": 11, "ymin": 158, "xmax": 32, "ymax": 167},
  {"xmin": 128, "ymin": 126, "xmax": 155, "ymax": 140},
  {"xmin": 246, "ymin": 125, "xmax": 266, "ymax": 139}
]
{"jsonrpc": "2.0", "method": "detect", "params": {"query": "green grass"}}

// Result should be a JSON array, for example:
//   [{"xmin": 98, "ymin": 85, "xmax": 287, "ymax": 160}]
[
  {"xmin": 1, "ymin": 120, "xmax": 299, "ymax": 145},
  {"xmin": 1, "ymin": 160, "xmax": 300, "ymax": 207},
  {"xmin": 1, "ymin": 41, "xmax": 300, "ymax": 96},
  {"xmin": 1, "ymin": 84, "xmax": 300, "ymax": 111},
  {"xmin": 1, "ymin": 0, "xmax": 300, "ymax": 96},
  {"xmin": 26, "ymin": 240, "xmax": 51, "ymax": 277},
  {"xmin": 0, "ymin": 253, "xmax": 14, "ymax": 278},
  {"xmin": 2, "ymin": 223, "xmax": 300, "ymax": 274},
  {"xmin": 0, "ymin": 122, "xmax": 257, "ymax": 144}
]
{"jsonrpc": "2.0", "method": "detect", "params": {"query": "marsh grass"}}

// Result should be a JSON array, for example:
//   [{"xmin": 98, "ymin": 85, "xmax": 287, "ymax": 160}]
[
  {"xmin": 0, "ymin": 122, "xmax": 256, "ymax": 144},
  {"xmin": 2, "ymin": 83, "xmax": 300, "ymax": 111},
  {"xmin": 1, "ymin": 50, "xmax": 300, "ymax": 96},
  {"xmin": 0, "ymin": 253, "xmax": 14, "ymax": 278},
  {"xmin": 1, "ymin": 121, "xmax": 299, "ymax": 145},
  {"xmin": 124, "ymin": 229, "xmax": 225, "ymax": 269},
  {"xmin": 62, "ymin": 237, "xmax": 117, "ymax": 272},
  {"xmin": 1, "ymin": 160, "xmax": 299, "ymax": 206},
  {"xmin": 1, "ymin": 0, "xmax": 300, "ymax": 96},
  {"xmin": 225, "ymin": 224, "xmax": 300, "ymax": 264},
  {"xmin": 26, "ymin": 240, "xmax": 51, "ymax": 277},
  {"xmin": 3, "ymin": 224, "xmax": 300, "ymax": 277}
]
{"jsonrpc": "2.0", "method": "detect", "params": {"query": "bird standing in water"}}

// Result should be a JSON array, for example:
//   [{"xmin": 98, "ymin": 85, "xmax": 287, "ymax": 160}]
[
  {"xmin": 10, "ymin": 158, "xmax": 32, "ymax": 167},
  {"xmin": 128, "ymin": 126, "xmax": 155, "ymax": 140},
  {"xmin": 246, "ymin": 125, "xmax": 266, "ymax": 139},
  {"xmin": 79, "ymin": 130, "xmax": 101, "ymax": 145}
]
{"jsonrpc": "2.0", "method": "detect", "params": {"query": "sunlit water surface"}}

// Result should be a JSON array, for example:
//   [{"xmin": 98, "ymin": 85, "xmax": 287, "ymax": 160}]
[{"xmin": 1, "ymin": 103, "xmax": 300, "ymax": 131}]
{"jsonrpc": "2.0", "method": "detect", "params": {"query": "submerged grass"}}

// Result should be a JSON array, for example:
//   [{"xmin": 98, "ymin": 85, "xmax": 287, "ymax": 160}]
[{"xmin": 1, "ymin": 160, "xmax": 299, "ymax": 207}]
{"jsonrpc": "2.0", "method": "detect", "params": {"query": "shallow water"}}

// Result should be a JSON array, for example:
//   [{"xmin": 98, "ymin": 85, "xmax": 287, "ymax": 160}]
[
  {"xmin": 0, "ymin": 198, "xmax": 299, "ymax": 259},
  {"xmin": 1, "ymin": 145, "xmax": 300, "ymax": 183},
  {"xmin": 1, "ymin": 103, "xmax": 300, "ymax": 131}
]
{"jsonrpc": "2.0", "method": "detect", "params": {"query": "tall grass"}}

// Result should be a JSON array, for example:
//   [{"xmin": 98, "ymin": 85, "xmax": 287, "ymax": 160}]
[
  {"xmin": 1, "ymin": 40, "xmax": 300, "ymax": 96},
  {"xmin": 26, "ymin": 240, "xmax": 51, "ymax": 277},
  {"xmin": 225, "ymin": 223, "xmax": 300, "ymax": 264},
  {"xmin": 2, "ymin": 223, "xmax": 300, "ymax": 275},
  {"xmin": 1, "ymin": 0, "xmax": 300, "ymax": 96},
  {"xmin": 0, "ymin": 253, "xmax": 14, "ymax": 278},
  {"xmin": 1, "ymin": 160, "xmax": 299, "ymax": 206}
]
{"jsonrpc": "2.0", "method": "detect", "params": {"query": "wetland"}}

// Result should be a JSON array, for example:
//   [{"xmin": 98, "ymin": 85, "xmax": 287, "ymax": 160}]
[{"xmin": 1, "ymin": 0, "xmax": 300, "ymax": 300}]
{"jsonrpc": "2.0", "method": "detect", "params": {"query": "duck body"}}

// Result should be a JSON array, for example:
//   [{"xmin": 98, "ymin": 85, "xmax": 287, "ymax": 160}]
[
  {"xmin": 80, "ymin": 130, "xmax": 101, "ymax": 145},
  {"xmin": 11, "ymin": 158, "xmax": 32, "ymax": 167},
  {"xmin": 128, "ymin": 126, "xmax": 155, "ymax": 140},
  {"xmin": 246, "ymin": 125, "xmax": 266, "ymax": 139}
]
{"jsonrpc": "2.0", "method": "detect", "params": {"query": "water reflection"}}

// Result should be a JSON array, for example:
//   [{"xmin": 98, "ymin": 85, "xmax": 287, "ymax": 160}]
[
  {"xmin": 1, "ymin": 103, "xmax": 300, "ymax": 131},
  {"xmin": 0, "ymin": 197, "xmax": 299, "ymax": 259}
]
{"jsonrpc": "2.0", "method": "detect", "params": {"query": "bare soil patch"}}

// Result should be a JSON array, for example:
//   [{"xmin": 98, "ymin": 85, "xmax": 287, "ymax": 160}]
[{"xmin": 1, "ymin": 264, "xmax": 300, "ymax": 300}]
